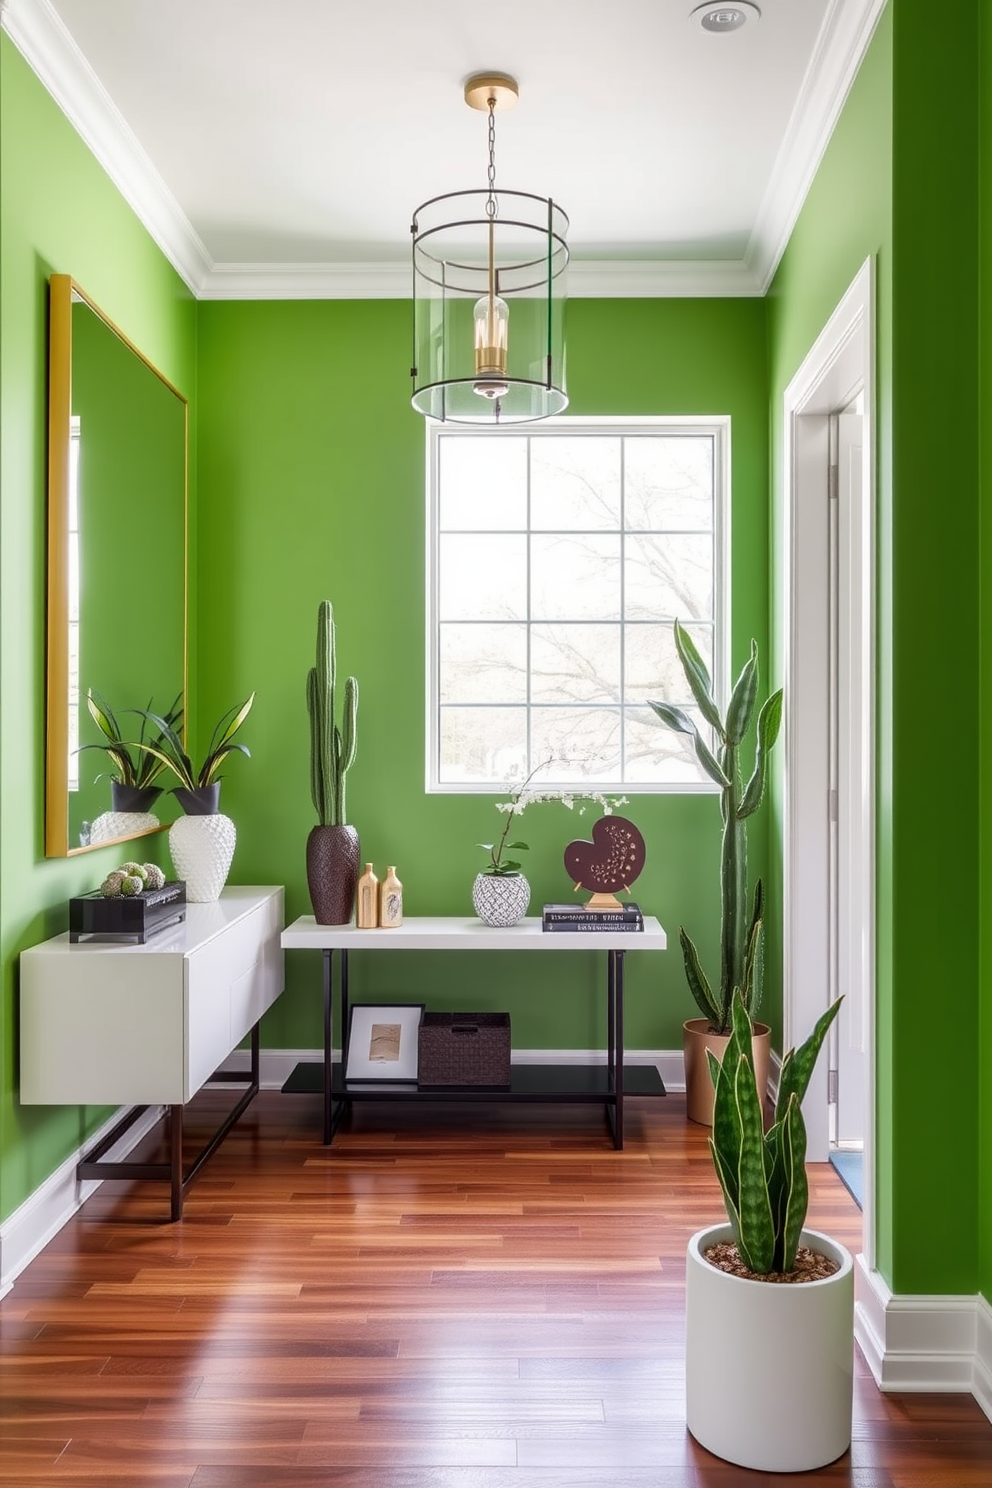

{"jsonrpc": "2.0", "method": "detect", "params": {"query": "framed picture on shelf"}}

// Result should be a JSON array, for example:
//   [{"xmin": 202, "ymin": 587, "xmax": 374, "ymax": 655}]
[{"xmin": 345, "ymin": 1002, "xmax": 424, "ymax": 1083}]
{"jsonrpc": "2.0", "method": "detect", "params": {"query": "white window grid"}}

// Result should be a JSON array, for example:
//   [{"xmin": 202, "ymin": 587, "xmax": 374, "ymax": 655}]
[{"xmin": 426, "ymin": 416, "xmax": 730, "ymax": 793}]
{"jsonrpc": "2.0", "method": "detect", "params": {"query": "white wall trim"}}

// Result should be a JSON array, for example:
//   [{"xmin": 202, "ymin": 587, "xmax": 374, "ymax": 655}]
[
  {"xmin": 0, "ymin": 1103, "xmax": 164, "ymax": 1298},
  {"xmin": 781, "ymin": 257, "xmax": 876, "ymax": 1269},
  {"xmin": 197, "ymin": 257, "xmax": 765, "ymax": 301},
  {"xmin": 747, "ymin": 0, "xmax": 888, "ymax": 293},
  {"xmin": 1, "ymin": 0, "xmax": 882, "ymax": 302},
  {"xmin": 855, "ymin": 1256, "xmax": 992, "ymax": 1423},
  {"xmin": 0, "ymin": 0, "xmax": 212, "ymax": 294}
]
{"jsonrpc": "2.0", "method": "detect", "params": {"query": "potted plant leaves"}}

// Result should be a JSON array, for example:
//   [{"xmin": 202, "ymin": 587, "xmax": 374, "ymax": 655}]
[
  {"xmin": 648, "ymin": 621, "xmax": 783, "ymax": 1123},
  {"xmin": 685, "ymin": 990, "xmax": 852, "ymax": 1471},
  {"xmin": 80, "ymin": 688, "xmax": 183, "ymax": 813},
  {"xmin": 131, "ymin": 694, "xmax": 254, "ymax": 814},
  {"xmin": 130, "ymin": 694, "xmax": 254, "ymax": 902}
]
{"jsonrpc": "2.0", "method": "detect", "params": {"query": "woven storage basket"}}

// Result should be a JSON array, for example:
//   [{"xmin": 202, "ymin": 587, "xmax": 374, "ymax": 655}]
[{"xmin": 418, "ymin": 1011, "xmax": 511, "ymax": 1088}]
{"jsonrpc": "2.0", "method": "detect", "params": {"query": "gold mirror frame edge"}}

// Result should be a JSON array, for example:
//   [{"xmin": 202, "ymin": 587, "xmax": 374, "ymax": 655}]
[{"xmin": 45, "ymin": 273, "xmax": 189, "ymax": 857}]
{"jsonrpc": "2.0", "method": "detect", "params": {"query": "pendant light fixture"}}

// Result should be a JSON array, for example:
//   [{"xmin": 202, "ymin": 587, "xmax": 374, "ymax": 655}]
[{"xmin": 410, "ymin": 73, "xmax": 569, "ymax": 424}]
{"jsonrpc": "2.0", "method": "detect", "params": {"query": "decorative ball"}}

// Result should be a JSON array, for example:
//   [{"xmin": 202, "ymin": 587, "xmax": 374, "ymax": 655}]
[
  {"xmin": 120, "ymin": 861, "xmax": 148, "ymax": 883},
  {"xmin": 119, "ymin": 874, "xmax": 144, "ymax": 896},
  {"xmin": 101, "ymin": 871, "xmax": 125, "ymax": 897},
  {"xmin": 142, "ymin": 863, "xmax": 166, "ymax": 890}
]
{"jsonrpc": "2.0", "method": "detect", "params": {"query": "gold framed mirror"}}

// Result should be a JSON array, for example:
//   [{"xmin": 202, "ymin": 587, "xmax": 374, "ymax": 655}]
[{"xmin": 46, "ymin": 275, "xmax": 188, "ymax": 856}]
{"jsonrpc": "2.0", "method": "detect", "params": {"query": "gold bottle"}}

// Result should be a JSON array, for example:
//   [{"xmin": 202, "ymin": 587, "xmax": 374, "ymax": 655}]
[
  {"xmin": 356, "ymin": 863, "xmax": 379, "ymax": 928},
  {"xmin": 380, "ymin": 866, "xmax": 403, "ymax": 928}
]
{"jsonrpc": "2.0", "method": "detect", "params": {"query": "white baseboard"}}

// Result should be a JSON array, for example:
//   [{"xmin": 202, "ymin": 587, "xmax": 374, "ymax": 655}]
[
  {"xmin": 220, "ymin": 1045, "xmax": 688, "ymax": 1093},
  {"xmin": 0, "ymin": 1103, "xmax": 164, "ymax": 1298},
  {"xmin": 855, "ymin": 1254, "xmax": 992, "ymax": 1423}
]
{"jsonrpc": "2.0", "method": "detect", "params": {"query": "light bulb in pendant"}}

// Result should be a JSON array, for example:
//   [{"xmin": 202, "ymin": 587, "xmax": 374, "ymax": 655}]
[{"xmin": 473, "ymin": 293, "xmax": 509, "ymax": 399}]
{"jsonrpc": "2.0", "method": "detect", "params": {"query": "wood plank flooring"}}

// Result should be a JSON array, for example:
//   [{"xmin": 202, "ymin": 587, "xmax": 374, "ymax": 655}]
[{"xmin": 1, "ymin": 1089, "xmax": 989, "ymax": 1486}]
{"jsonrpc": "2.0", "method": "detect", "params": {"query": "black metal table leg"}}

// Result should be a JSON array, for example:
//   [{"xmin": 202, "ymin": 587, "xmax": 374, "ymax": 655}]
[
  {"xmin": 607, "ymin": 950, "xmax": 616, "ymax": 1082},
  {"xmin": 323, "ymin": 948, "xmax": 334, "ymax": 1145},
  {"xmin": 170, "ymin": 1104, "xmax": 183, "ymax": 1221},
  {"xmin": 614, "ymin": 950, "xmax": 625, "ymax": 1150}
]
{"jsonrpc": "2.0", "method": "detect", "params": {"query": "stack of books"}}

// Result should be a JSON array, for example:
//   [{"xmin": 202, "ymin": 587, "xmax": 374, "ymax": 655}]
[{"xmin": 541, "ymin": 902, "xmax": 644, "ymax": 933}]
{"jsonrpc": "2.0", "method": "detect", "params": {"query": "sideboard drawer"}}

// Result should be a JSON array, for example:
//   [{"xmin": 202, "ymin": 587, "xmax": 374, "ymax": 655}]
[{"xmin": 20, "ymin": 887, "xmax": 285, "ymax": 1108}]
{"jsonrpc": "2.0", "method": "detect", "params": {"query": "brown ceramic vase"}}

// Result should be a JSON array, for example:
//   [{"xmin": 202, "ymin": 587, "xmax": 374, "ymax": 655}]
[
  {"xmin": 682, "ymin": 1017, "xmax": 772, "ymax": 1127},
  {"xmin": 306, "ymin": 824, "xmax": 360, "ymax": 925}
]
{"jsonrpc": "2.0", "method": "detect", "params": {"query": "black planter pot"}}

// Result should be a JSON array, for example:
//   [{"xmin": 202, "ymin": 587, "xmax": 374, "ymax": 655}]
[
  {"xmin": 173, "ymin": 782, "xmax": 221, "ymax": 816},
  {"xmin": 306, "ymin": 824, "xmax": 360, "ymax": 925},
  {"xmin": 111, "ymin": 782, "xmax": 163, "ymax": 813}
]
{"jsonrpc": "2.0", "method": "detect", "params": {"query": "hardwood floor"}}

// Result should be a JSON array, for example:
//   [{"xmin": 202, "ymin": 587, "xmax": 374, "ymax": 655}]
[{"xmin": 1, "ymin": 1089, "xmax": 989, "ymax": 1486}]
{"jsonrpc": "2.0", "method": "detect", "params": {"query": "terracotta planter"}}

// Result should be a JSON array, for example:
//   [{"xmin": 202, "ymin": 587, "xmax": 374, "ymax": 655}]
[
  {"xmin": 307, "ymin": 824, "xmax": 360, "ymax": 925},
  {"xmin": 683, "ymin": 1017, "xmax": 771, "ymax": 1126},
  {"xmin": 685, "ymin": 1223, "xmax": 854, "ymax": 1471}
]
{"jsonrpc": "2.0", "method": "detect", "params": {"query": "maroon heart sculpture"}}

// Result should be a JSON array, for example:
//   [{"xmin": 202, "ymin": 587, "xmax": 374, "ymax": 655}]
[{"xmin": 563, "ymin": 816, "xmax": 646, "ymax": 894}]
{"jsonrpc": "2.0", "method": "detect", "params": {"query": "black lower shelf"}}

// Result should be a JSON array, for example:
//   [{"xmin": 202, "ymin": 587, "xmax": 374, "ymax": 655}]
[{"xmin": 282, "ymin": 1061, "xmax": 666, "ymax": 1101}]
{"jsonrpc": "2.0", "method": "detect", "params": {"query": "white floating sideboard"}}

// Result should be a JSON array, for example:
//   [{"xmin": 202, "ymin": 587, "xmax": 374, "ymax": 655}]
[{"xmin": 20, "ymin": 885, "xmax": 285, "ymax": 1218}]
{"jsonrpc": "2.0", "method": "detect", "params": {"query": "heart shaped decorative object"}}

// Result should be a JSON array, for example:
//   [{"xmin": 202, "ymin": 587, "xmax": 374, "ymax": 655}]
[{"xmin": 563, "ymin": 816, "xmax": 646, "ymax": 894}]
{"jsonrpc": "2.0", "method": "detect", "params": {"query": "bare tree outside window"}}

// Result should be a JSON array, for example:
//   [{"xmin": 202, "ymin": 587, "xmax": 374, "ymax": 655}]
[{"xmin": 428, "ymin": 419, "xmax": 728, "ymax": 791}]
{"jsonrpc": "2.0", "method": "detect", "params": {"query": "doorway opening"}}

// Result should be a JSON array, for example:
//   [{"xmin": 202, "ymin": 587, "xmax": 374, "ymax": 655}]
[{"xmin": 782, "ymin": 258, "xmax": 875, "ymax": 1256}]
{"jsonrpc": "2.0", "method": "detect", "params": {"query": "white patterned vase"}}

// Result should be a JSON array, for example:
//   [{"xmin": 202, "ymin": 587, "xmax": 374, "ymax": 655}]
[
  {"xmin": 169, "ymin": 812, "xmax": 236, "ymax": 902},
  {"xmin": 87, "ymin": 810, "xmax": 159, "ymax": 846},
  {"xmin": 472, "ymin": 871, "xmax": 531, "ymax": 928}
]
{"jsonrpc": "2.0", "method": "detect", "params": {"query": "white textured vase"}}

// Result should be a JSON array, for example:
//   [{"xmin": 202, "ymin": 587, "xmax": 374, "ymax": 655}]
[
  {"xmin": 87, "ymin": 810, "xmax": 159, "ymax": 846},
  {"xmin": 472, "ymin": 872, "xmax": 531, "ymax": 928},
  {"xmin": 168, "ymin": 812, "xmax": 236, "ymax": 902},
  {"xmin": 685, "ymin": 1224, "xmax": 854, "ymax": 1471}
]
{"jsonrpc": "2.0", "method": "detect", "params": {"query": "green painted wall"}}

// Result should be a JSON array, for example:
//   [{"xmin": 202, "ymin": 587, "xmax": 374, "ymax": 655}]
[
  {"xmin": 982, "ymin": 0, "xmax": 992, "ymax": 1307},
  {"xmin": 771, "ymin": 2, "xmax": 985, "ymax": 1298},
  {"xmin": 195, "ymin": 297, "xmax": 769, "ymax": 1057},
  {"xmin": 0, "ymin": 35, "xmax": 196, "ymax": 1220}
]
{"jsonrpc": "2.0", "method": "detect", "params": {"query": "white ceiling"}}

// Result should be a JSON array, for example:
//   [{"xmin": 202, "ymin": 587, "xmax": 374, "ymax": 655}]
[{"xmin": 1, "ymin": 0, "xmax": 885, "ymax": 297}]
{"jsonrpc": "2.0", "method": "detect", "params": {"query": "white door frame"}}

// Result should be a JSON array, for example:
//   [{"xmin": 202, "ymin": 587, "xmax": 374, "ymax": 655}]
[{"xmin": 781, "ymin": 257, "xmax": 876, "ymax": 1265}]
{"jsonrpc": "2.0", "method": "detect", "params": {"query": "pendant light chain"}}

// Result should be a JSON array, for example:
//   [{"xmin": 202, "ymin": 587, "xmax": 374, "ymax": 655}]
[{"xmin": 486, "ymin": 97, "xmax": 499, "ymax": 221}]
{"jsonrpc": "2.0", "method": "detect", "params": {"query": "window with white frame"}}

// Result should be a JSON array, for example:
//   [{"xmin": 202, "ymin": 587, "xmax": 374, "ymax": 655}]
[{"xmin": 427, "ymin": 418, "xmax": 728, "ymax": 791}]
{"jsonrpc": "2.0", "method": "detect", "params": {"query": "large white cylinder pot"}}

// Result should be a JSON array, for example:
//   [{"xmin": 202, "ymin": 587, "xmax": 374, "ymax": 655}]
[{"xmin": 685, "ymin": 1224, "xmax": 854, "ymax": 1472}]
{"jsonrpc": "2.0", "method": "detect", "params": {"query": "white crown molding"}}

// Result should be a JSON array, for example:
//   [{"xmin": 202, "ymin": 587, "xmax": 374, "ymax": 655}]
[
  {"xmin": 2, "ymin": 0, "xmax": 883, "ymax": 302},
  {"xmin": 746, "ymin": 0, "xmax": 888, "ymax": 294},
  {"xmin": 0, "ymin": 0, "xmax": 212, "ymax": 294},
  {"xmin": 196, "ymin": 257, "xmax": 764, "ymax": 300},
  {"xmin": 855, "ymin": 1255, "xmax": 992, "ymax": 1423}
]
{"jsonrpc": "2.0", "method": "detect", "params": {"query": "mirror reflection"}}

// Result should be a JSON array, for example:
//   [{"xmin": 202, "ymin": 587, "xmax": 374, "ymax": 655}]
[{"xmin": 46, "ymin": 275, "xmax": 187, "ymax": 856}]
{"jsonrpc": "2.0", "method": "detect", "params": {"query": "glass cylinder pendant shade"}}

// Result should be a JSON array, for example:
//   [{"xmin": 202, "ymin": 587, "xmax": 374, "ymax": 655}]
[{"xmin": 411, "ymin": 189, "xmax": 568, "ymax": 424}]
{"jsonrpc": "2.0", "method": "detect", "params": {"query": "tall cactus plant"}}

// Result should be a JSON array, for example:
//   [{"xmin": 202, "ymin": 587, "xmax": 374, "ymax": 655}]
[
  {"xmin": 708, "ymin": 990, "xmax": 841, "ymax": 1272},
  {"xmin": 306, "ymin": 601, "xmax": 358, "ymax": 826},
  {"xmin": 649, "ymin": 620, "xmax": 783, "ymax": 1035}
]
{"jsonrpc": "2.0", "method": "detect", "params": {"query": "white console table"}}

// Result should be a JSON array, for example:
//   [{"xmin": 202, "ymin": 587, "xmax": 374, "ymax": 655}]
[
  {"xmin": 280, "ymin": 914, "xmax": 667, "ymax": 1149},
  {"xmin": 20, "ymin": 885, "xmax": 285, "ymax": 1219}
]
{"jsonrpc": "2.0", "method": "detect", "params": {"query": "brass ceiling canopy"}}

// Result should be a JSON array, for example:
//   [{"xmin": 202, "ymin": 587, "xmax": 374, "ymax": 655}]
[{"xmin": 463, "ymin": 73, "xmax": 519, "ymax": 112}]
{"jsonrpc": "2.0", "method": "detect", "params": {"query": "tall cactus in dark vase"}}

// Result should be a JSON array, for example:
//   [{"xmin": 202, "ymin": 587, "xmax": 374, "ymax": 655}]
[{"xmin": 305, "ymin": 601, "xmax": 360, "ymax": 925}]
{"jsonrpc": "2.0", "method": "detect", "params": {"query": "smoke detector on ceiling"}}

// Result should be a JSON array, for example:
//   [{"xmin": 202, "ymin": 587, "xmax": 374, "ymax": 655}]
[{"xmin": 690, "ymin": 2, "xmax": 761, "ymax": 32}]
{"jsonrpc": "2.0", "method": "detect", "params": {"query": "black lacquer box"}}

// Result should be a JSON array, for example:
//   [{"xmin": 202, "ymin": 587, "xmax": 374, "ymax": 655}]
[{"xmin": 69, "ymin": 881, "xmax": 187, "ymax": 944}]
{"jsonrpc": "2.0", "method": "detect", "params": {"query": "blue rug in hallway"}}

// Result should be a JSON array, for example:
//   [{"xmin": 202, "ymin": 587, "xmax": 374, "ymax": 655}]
[{"xmin": 829, "ymin": 1149, "xmax": 863, "ymax": 1208}]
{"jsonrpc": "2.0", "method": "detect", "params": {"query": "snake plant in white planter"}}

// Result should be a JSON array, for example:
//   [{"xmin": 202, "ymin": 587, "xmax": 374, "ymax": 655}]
[{"xmin": 685, "ymin": 990, "xmax": 853, "ymax": 1473}]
